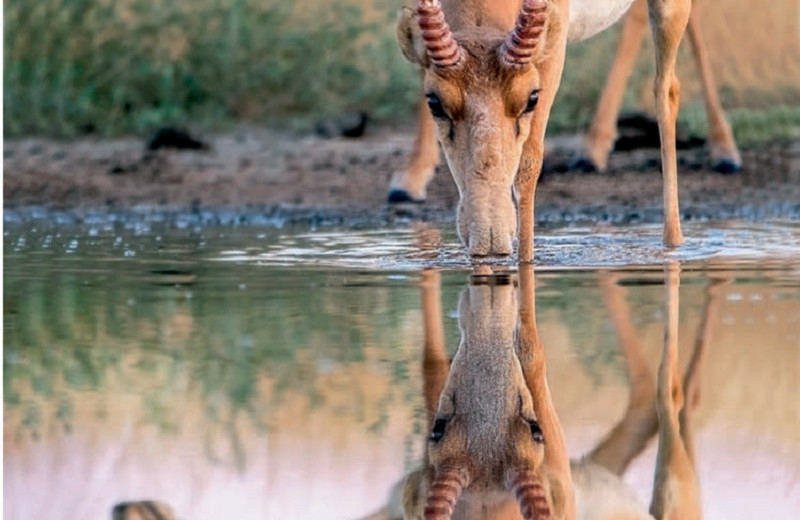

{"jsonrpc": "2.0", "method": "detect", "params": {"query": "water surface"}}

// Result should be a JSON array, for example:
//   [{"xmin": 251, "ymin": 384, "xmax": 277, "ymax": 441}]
[{"xmin": 4, "ymin": 219, "xmax": 800, "ymax": 519}]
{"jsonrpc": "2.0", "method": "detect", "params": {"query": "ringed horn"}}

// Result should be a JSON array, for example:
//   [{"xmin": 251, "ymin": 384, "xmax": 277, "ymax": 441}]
[
  {"xmin": 416, "ymin": 0, "xmax": 464, "ymax": 68},
  {"xmin": 422, "ymin": 465, "xmax": 472, "ymax": 520},
  {"xmin": 501, "ymin": 0, "xmax": 548, "ymax": 68},
  {"xmin": 506, "ymin": 468, "xmax": 553, "ymax": 520}
]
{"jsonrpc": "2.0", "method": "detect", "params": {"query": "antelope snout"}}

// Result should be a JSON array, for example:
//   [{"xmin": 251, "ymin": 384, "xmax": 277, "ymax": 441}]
[{"xmin": 458, "ymin": 192, "xmax": 517, "ymax": 257}]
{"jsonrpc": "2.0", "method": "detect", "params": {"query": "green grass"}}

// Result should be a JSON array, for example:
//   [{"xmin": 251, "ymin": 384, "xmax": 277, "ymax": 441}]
[
  {"xmin": 3, "ymin": 0, "xmax": 419, "ymax": 136},
  {"xmin": 4, "ymin": 0, "xmax": 799, "ymax": 141},
  {"xmin": 681, "ymin": 105, "xmax": 800, "ymax": 146}
]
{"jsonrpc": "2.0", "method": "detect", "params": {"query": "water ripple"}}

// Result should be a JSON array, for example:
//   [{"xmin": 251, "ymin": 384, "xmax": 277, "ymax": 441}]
[{"xmin": 208, "ymin": 221, "xmax": 800, "ymax": 271}]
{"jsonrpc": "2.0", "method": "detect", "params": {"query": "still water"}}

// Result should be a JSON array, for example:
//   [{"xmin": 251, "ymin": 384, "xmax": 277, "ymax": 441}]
[{"xmin": 3, "ymin": 219, "xmax": 800, "ymax": 519}]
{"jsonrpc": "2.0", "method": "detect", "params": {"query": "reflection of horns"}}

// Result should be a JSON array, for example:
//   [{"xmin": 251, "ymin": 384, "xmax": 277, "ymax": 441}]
[
  {"xmin": 417, "ymin": 0, "xmax": 463, "ymax": 68},
  {"xmin": 502, "ymin": 0, "xmax": 548, "ymax": 68},
  {"xmin": 506, "ymin": 469, "xmax": 552, "ymax": 520},
  {"xmin": 423, "ymin": 466, "xmax": 471, "ymax": 519}
]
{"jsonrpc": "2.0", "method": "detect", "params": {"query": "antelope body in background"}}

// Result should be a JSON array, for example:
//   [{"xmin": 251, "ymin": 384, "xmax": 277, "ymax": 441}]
[
  {"xmin": 364, "ymin": 265, "xmax": 723, "ymax": 519},
  {"xmin": 389, "ymin": 0, "xmax": 742, "ymax": 259}
]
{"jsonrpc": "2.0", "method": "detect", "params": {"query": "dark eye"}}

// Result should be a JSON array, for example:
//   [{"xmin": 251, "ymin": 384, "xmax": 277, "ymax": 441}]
[
  {"xmin": 528, "ymin": 419, "xmax": 544, "ymax": 444},
  {"xmin": 430, "ymin": 418, "xmax": 447, "ymax": 442},
  {"xmin": 523, "ymin": 90, "xmax": 540, "ymax": 114},
  {"xmin": 426, "ymin": 93, "xmax": 448, "ymax": 119}
]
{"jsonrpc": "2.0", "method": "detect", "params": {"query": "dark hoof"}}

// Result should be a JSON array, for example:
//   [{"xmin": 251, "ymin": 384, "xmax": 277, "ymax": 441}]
[
  {"xmin": 387, "ymin": 189, "xmax": 424, "ymax": 204},
  {"xmin": 712, "ymin": 159, "xmax": 741, "ymax": 175},
  {"xmin": 567, "ymin": 156, "xmax": 599, "ymax": 173}
]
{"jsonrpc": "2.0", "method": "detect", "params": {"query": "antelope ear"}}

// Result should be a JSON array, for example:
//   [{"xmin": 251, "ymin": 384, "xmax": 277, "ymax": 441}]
[{"xmin": 396, "ymin": 7, "xmax": 429, "ymax": 66}]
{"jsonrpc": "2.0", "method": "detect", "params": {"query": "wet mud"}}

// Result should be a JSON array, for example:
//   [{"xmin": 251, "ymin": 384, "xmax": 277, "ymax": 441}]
[{"xmin": 4, "ymin": 126, "xmax": 800, "ymax": 226}]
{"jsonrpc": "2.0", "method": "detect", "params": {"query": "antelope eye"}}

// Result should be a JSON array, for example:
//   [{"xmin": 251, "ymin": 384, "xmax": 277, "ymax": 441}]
[
  {"xmin": 430, "ymin": 418, "xmax": 448, "ymax": 442},
  {"xmin": 523, "ymin": 90, "xmax": 540, "ymax": 114},
  {"xmin": 426, "ymin": 93, "xmax": 448, "ymax": 119},
  {"xmin": 528, "ymin": 419, "xmax": 544, "ymax": 444}
]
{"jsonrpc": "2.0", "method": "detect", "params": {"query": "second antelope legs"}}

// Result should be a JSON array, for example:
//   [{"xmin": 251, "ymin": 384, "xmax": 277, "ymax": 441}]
[
  {"xmin": 685, "ymin": 9, "xmax": 741, "ymax": 173},
  {"xmin": 580, "ymin": 0, "xmax": 741, "ymax": 175}
]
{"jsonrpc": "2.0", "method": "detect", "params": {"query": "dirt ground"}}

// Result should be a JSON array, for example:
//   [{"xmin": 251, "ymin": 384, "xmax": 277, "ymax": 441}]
[{"xmin": 4, "ymin": 125, "xmax": 800, "ymax": 226}]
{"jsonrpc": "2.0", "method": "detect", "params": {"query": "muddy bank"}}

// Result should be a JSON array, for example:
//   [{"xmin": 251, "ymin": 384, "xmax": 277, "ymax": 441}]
[{"xmin": 4, "ymin": 126, "xmax": 800, "ymax": 226}]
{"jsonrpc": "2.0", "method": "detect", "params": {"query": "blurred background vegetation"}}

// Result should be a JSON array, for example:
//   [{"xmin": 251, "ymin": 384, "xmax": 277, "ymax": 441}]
[{"xmin": 4, "ymin": 0, "xmax": 800, "ymax": 142}]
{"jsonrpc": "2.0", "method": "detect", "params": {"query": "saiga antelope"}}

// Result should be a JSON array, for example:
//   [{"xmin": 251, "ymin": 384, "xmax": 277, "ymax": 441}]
[
  {"xmin": 362, "ymin": 265, "xmax": 723, "ymax": 519},
  {"xmin": 388, "ymin": 0, "xmax": 742, "ymax": 260}
]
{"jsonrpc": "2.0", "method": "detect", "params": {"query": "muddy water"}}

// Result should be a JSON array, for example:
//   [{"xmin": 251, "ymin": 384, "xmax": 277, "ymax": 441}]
[{"xmin": 3, "ymin": 219, "xmax": 800, "ymax": 520}]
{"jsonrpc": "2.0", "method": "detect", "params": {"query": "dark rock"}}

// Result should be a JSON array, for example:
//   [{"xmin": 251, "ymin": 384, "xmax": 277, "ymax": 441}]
[
  {"xmin": 614, "ymin": 112, "xmax": 705, "ymax": 151},
  {"xmin": 146, "ymin": 127, "xmax": 209, "ymax": 151},
  {"xmin": 315, "ymin": 112, "xmax": 370, "ymax": 139},
  {"xmin": 340, "ymin": 112, "xmax": 369, "ymax": 138}
]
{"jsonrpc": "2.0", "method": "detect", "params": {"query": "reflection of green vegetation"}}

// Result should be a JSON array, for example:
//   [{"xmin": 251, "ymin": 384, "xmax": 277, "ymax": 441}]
[{"xmin": 3, "ymin": 255, "xmax": 422, "ymax": 459}]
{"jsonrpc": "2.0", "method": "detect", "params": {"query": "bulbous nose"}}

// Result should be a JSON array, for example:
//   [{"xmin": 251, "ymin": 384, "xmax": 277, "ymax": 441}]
[
  {"xmin": 458, "ymin": 195, "xmax": 516, "ymax": 257},
  {"xmin": 466, "ymin": 225, "xmax": 514, "ymax": 256}
]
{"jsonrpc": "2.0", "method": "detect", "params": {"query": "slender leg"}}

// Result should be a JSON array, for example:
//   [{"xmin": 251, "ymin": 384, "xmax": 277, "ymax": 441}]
[
  {"xmin": 580, "ymin": 0, "xmax": 649, "ymax": 172},
  {"xmin": 686, "ymin": 7, "xmax": 742, "ymax": 174},
  {"xmin": 588, "ymin": 274, "xmax": 659, "ymax": 476},
  {"xmin": 647, "ymin": 0, "xmax": 689, "ymax": 247},
  {"xmin": 516, "ymin": 14, "xmax": 569, "ymax": 263},
  {"xmin": 388, "ymin": 77, "xmax": 441, "ymax": 203},
  {"xmin": 650, "ymin": 262, "xmax": 701, "ymax": 520}
]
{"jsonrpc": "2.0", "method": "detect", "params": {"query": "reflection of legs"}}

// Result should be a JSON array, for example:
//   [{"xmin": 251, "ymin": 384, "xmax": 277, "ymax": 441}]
[
  {"xmin": 648, "ymin": 0, "xmax": 690, "ymax": 247},
  {"xmin": 650, "ymin": 262, "xmax": 701, "ymax": 520},
  {"xmin": 396, "ymin": 270, "xmax": 450, "ymax": 520},
  {"xmin": 678, "ymin": 276, "xmax": 727, "ymax": 464},
  {"xmin": 517, "ymin": 265, "xmax": 575, "ymax": 520},
  {"xmin": 580, "ymin": 0, "xmax": 649, "ymax": 172},
  {"xmin": 421, "ymin": 270, "xmax": 448, "ymax": 424},
  {"xmin": 590, "ymin": 271, "xmax": 723, "ymax": 514},
  {"xmin": 587, "ymin": 274, "xmax": 658, "ymax": 475},
  {"xmin": 388, "ymin": 80, "xmax": 441, "ymax": 203},
  {"xmin": 686, "ymin": 8, "xmax": 741, "ymax": 174}
]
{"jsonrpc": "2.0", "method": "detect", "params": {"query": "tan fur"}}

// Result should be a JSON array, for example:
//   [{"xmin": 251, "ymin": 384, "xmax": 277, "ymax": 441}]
[
  {"xmin": 391, "ymin": 0, "xmax": 733, "ymax": 257},
  {"xmin": 382, "ymin": 265, "xmax": 723, "ymax": 519}
]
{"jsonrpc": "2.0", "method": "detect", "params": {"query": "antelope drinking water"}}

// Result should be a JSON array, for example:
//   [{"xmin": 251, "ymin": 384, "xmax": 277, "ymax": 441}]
[{"xmin": 389, "ymin": 0, "xmax": 741, "ymax": 260}]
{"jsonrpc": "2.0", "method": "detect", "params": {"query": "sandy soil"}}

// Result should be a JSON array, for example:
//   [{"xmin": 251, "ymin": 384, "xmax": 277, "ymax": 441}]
[{"xmin": 4, "ymin": 125, "xmax": 800, "ymax": 225}]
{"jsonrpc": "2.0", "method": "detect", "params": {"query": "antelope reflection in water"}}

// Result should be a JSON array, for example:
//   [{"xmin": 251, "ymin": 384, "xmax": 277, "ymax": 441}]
[{"xmin": 366, "ymin": 263, "xmax": 725, "ymax": 520}]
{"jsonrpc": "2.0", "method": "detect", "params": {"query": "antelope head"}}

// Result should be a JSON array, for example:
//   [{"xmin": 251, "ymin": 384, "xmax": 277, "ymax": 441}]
[
  {"xmin": 397, "ymin": 0, "xmax": 557, "ymax": 256},
  {"xmin": 405, "ymin": 271, "xmax": 556, "ymax": 519}
]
